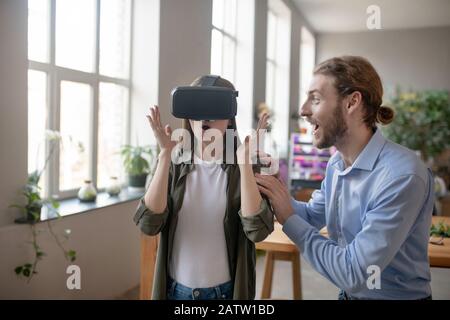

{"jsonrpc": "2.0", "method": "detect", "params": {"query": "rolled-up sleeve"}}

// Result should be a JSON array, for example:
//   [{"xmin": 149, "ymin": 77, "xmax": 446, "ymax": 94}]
[
  {"xmin": 133, "ymin": 198, "xmax": 169, "ymax": 235},
  {"xmin": 133, "ymin": 163, "xmax": 173, "ymax": 236},
  {"xmin": 238, "ymin": 199, "xmax": 274, "ymax": 242}
]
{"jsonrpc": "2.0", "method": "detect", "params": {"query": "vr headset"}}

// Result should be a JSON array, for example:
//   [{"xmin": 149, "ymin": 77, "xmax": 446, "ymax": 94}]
[{"xmin": 170, "ymin": 75, "xmax": 238, "ymax": 120}]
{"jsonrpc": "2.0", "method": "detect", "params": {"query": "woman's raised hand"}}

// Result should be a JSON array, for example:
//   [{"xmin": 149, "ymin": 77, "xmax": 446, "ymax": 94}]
[
  {"xmin": 237, "ymin": 113, "xmax": 270, "ymax": 166},
  {"xmin": 256, "ymin": 112, "xmax": 270, "ymax": 135},
  {"xmin": 146, "ymin": 105, "xmax": 177, "ymax": 153}
]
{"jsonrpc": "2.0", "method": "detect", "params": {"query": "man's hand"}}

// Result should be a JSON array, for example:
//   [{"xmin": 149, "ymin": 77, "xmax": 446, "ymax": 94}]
[{"xmin": 255, "ymin": 173, "xmax": 294, "ymax": 225}]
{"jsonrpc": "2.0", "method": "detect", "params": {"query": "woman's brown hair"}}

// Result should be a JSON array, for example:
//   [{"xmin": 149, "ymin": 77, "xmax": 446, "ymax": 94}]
[
  {"xmin": 314, "ymin": 56, "xmax": 394, "ymax": 126},
  {"xmin": 181, "ymin": 75, "xmax": 241, "ymax": 163}
]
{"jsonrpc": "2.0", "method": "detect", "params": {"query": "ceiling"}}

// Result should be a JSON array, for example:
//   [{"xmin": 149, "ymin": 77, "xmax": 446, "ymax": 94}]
[{"xmin": 292, "ymin": 0, "xmax": 450, "ymax": 33}]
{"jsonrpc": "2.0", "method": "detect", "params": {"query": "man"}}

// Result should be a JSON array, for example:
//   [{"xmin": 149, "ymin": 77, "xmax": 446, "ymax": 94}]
[{"xmin": 256, "ymin": 56, "xmax": 434, "ymax": 299}]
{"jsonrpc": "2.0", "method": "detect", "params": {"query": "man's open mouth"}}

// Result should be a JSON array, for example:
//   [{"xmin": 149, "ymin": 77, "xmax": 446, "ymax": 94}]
[
  {"xmin": 313, "ymin": 123, "xmax": 320, "ymax": 134},
  {"xmin": 307, "ymin": 119, "xmax": 320, "ymax": 134},
  {"xmin": 202, "ymin": 124, "xmax": 210, "ymax": 131}
]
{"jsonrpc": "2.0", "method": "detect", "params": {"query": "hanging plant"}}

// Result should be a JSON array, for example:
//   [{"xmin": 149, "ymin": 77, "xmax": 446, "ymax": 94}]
[{"xmin": 10, "ymin": 130, "xmax": 77, "ymax": 282}]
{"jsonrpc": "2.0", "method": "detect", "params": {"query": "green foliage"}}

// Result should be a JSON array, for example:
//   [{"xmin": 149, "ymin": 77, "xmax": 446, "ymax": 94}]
[
  {"xmin": 66, "ymin": 250, "xmax": 77, "ymax": 262},
  {"xmin": 382, "ymin": 90, "xmax": 450, "ymax": 160},
  {"xmin": 11, "ymin": 148, "xmax": 77, "ymax": 282},
  {"xmin": 11, "ymin": 171, "xmax": 59, "ymax": 223},
  {"xmin": 15, "ymin": 263, "xmax": 36, "ymax": 278},
  {"xmin": 13, "ymin": 218, "xmax": 78, "ymax": 282},
  {"xmin": 120, "ymin": 145, "xmax": 155, "ymax": 176},
  {"xmin": 430, "ymin": 221, "xmax": 450, "ymax": 238}
]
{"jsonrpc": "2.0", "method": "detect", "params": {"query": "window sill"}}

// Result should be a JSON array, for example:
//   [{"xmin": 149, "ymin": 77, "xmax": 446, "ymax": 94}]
[{"xmin": 40, "ymin": 188, "xmax": 144, "ymax": 222}]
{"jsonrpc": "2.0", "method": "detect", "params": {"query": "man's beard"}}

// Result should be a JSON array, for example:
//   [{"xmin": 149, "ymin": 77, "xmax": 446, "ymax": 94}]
[{"xmin": 315, "ymin": 102, "xmax": 347, "ymax": 149}]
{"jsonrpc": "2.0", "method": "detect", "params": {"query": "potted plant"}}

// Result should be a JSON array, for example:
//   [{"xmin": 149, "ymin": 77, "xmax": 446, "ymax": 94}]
[{"xmin": 120, "ymin": 145, "xmax": 155, "ymax": 189}]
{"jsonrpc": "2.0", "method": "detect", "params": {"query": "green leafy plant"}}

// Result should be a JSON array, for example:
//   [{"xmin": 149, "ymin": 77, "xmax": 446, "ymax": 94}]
[
  {"xmin": 430, "ymin": 221, "xmax": 450, "ymax": 238},
  {"xmin": 382, "ymin": 89, "xmax": 450, "ymax": 161},
  {"xmin": 120, "ymin": 145, "xmax": 155, "ymax": 176},
  {"xmin": 10, "ymin": 130, "xmax": 77, "ymax": 282}
]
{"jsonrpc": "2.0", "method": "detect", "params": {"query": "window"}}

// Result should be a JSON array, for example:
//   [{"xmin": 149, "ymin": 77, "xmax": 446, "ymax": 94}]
[
  {"xmin": 298, "ymin": 26, "xmax": 316, "ymax": 142},
  {"xmin": 27, "ymin": 70, "xmax": 48, "ymax": 193},
  {"xmin": 211, "ymin": 0, "xmax": 255, "ymax": 139},
  {"xmin": 27, "ymin": 0, "xmax": 132, "ymax": 199},
  {"xmin": 265, "ymin": 0, "xmax": 291, "ymax": 158},
  {"xmin": 300, "ymin": 26, "xmax": 315, "ymax": 106},
  {"xmin": 211, "ymin": 0, "xmax": 237, "ymax": 82}
]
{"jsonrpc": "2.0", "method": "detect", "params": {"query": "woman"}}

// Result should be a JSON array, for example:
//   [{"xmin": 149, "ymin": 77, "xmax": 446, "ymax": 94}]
[{"xmin": 133, "ymin": 75, "xmax": 273, "ymax": 300}]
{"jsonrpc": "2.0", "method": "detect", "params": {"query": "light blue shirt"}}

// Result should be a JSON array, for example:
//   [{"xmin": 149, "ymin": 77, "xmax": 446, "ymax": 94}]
[{"xmin": 283, "ymin": 129, "xmax": 434, "ymax": 299}]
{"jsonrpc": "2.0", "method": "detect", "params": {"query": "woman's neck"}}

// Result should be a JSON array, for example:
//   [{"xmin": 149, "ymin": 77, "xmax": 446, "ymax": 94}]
[{"xmin": 194, "ymin": 141, "xmax": 223, "ymax": 162}]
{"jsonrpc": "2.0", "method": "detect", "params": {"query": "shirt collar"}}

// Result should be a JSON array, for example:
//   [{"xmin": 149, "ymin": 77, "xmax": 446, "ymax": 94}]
[{"xmin": 331, "ymin": 128, "xmax": 386, "ymax": 172}]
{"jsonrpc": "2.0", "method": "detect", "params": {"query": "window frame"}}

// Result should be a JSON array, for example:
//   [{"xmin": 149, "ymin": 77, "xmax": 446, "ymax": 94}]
[
  {"xmin": 28, "ymin": 0, "xmax": 133, "ymax": 199},
  {"xmin": 211, "ymin": 0, "xmax": 238, "ymax": 82},
  {"xmin": 299, "ymin": 26, "xmax": 316, "ymax": 106},
  {"xmin": 265, "ymin": 8, "xmax": 278, "ymax": 112},
  {"xmin": 265, "ymin": 0, "xmax": 291, "ymax": 158}
]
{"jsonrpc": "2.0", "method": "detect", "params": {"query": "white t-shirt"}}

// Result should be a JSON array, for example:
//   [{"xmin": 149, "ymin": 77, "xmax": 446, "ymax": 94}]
[{"xmin": 169, "ymin": 155, "xmax": 231, "ymax": 288}]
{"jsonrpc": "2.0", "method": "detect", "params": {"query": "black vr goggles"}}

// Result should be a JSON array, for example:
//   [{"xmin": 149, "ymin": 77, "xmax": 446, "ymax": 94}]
[{"xmin": 170, "ymin": 75, "xmax": 238, "ymax": 120}]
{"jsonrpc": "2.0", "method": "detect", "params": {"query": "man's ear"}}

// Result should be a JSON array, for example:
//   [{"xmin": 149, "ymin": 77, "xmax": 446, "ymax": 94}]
[{"xmin": 346, "ymin": 91, "xmax": 363, "ymax": 114}]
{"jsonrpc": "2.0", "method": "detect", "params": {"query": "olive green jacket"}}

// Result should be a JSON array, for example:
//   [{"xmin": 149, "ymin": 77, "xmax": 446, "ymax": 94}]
[{"xmin": 133, "ymin": 161, "xmax": 274, "ymax": 300}]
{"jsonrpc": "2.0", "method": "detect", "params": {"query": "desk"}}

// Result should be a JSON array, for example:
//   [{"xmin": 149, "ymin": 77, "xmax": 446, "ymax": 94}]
[
  {"xmin": 429, "ymin": 216, "xmax": 450, "ymax": 268},
  {"xmin": 316, "ymin": 217, "xmax": 450, "ymax": 268},
  {"xmin": 255, "ymin": 222, "xmax": 301, "ymax": 299},
  {"xmin": 254, "ymin": 216, "xmax": 450, "ymax": 300}
]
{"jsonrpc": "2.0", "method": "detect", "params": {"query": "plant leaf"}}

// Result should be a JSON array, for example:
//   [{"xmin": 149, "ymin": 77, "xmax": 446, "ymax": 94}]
[{"xmin": 15, "ymin": 266, "xmax": 23, "ymax": 275}]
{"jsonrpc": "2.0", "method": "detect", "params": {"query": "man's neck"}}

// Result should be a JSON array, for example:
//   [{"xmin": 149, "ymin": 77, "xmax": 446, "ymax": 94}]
[{"xmin": 335, "ymin": 126, "xmax": 374, "ymax": 168}]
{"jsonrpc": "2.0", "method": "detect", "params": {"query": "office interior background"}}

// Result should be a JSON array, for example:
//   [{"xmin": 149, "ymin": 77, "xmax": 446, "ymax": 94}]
[{"xmin": 0, "ymin": 0, "xmax": 449, "ymax": 299}]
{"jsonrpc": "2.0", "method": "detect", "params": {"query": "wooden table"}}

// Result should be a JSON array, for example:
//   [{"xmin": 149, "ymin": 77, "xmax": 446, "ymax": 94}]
[
  {"xmin": 429, "ymin": 216, "xmax": 450, "ymax": 268},
  {"xmin": 255, "ymin": 222, "xmax": 302, "ymax": 299},
  {"xmin": 258, "ymin": 217, "xmax": 450, "ymax": 271}
]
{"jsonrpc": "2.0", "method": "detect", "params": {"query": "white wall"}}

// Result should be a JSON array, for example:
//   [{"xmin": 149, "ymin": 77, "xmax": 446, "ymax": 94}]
[
  {"xmin": 0, "ymin": 203, "xmax": 140, "ymax": 299},
  {"xmin": 0, "ymin": 0, "xmax": 28, "ymax": 228},
  {"xmin": 316, "ymin": 27, "xmax": 450, "ymax": 95},
  {"xmin": 130, "ymin": 0, "xmax": 160, "ymax": 146},
  {"xmin": 157, "ymin": 0, "xmax": 213, "ymax": 132}
]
